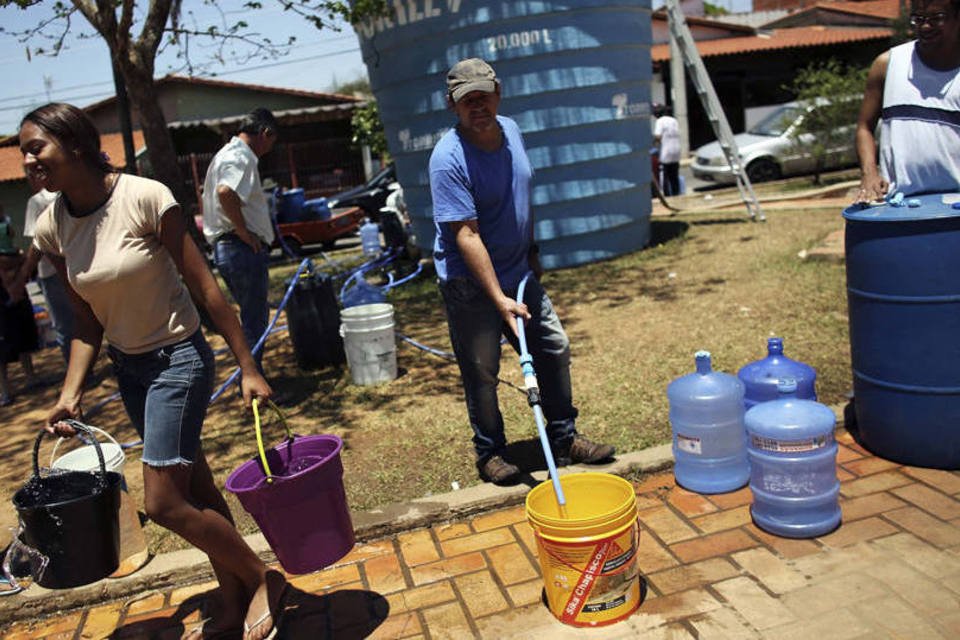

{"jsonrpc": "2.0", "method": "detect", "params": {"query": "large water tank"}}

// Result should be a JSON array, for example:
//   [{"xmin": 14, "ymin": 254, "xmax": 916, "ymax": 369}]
[
  {"xmin": 353, "ymin": 0, "xmax": 653, "ymax": 269},
  {"xmin": 844, "ymin": 194, "xmax": 960, "ymax": 468}
]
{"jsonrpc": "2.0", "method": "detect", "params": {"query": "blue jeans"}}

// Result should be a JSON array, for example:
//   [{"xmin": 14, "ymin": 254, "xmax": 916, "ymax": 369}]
[
  {"xmin": 440, "ymin": 276, "xmax": 578, "ymax": 462},
  {"xmin": 38, "ymin": 274, "xmax": 74, "ymax": 363},
  {"xmin": 213, "ymin": 235, "xmax": 270, "ymax": 369},
  {"xmin": 109, "ymin": 331, "xmax": 215, "ymax": 467}
]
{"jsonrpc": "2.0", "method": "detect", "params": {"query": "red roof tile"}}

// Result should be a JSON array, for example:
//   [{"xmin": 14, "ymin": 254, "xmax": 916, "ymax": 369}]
[
  {"xmin": 0, "ymin": 130, "xmax": 145, "ymax": 183},
  {"xmin": 814, "ymin": 0, "xmax": 901, "ymax": 20},
  {"xmin": 651, "ymin": 25, "xmax": 893, "ymax": 61}
]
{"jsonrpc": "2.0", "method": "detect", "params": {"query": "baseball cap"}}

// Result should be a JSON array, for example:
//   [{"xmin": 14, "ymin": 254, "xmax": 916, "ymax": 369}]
[{"xmin": 447, "ymin": 58, "xmax": 498, "ymax": 103}]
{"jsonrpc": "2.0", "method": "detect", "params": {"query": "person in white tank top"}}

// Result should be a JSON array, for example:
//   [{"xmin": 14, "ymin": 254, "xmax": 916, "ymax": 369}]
[{"xmin": 856, "ymin": 0, "xmax": 960, "ymax": 201}]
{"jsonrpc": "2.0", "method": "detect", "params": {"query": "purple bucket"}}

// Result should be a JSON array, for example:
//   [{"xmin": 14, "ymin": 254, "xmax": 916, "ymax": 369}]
[{"xmin": 226, "ymin": 434, "xmax": 355, "ymax": 574}]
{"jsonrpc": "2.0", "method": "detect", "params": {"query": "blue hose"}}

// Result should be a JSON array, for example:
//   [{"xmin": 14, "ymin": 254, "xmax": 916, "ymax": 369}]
[
  {"xmin": 209, "ymin": 257, "xmax": 313, "ymax": 404},
  {"xmin": 516, "ymin": 271, "xmax": 567, "ymax": 510}
]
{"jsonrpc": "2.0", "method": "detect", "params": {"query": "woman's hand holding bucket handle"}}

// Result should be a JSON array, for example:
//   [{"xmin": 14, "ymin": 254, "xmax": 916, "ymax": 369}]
[
  {"xmin": 240, "ymin": 366, "xmax": 273, "ymax": 410},
  {"xmin": 44, "ymin": 402, "xmax": 82, "ymax": 437}
]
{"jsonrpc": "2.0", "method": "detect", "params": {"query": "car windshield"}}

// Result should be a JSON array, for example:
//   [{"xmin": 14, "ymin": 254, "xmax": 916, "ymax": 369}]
[{"xmin": 748, "ymin": 105, "xmax": 803, "ymax": 137}]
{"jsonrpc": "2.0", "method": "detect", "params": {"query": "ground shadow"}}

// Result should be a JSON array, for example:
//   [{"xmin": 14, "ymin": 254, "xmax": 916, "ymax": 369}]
[{"xmin": 110, "ymin": 586, "xmax": 389, "ymax": 639}]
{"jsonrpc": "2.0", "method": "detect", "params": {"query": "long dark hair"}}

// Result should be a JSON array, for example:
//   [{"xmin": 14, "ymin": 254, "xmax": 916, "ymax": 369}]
[{"xmin": 21, "ymin": 103, "xmax": 114, "ymax": 174}]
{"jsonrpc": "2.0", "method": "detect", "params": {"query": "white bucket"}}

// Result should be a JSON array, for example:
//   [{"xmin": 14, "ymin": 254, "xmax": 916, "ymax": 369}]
[
  {"xmin": 50, "ymin": 426, "xmax": 149, "ymax": 577},
  {"xmin": 339, "ymin": 303, "xmax": 397, "ymax": 385}
]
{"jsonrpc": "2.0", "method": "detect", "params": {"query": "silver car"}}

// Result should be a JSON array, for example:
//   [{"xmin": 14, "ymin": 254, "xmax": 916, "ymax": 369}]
[{"xmin": 690, "ymin": 101, "xmax": 857, "ymax": 184}]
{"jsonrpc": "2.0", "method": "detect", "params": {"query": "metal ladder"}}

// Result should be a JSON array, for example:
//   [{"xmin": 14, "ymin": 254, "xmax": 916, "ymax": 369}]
[{"xmin": 664, "ymin": 0, "xmax": 765, "ymax": 221}]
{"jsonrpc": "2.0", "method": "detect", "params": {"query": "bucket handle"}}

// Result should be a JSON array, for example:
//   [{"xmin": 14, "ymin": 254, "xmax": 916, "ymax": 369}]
[
  {"xmin": 49, "ymin": 423, "xmax": 121, "ymax": 469},
  {"xmin": 252, "ymin": 398, "xmax": 293, "ymax": 484},
  {"xmin": 32, "ymin": 420, "xmax": 108, "ymax": 486}
]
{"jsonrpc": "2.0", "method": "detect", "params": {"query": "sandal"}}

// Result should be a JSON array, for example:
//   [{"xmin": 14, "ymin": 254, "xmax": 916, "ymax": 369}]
[{"xmin": 243, "ymin": 575, "xmax": 289, "ymax": 640}]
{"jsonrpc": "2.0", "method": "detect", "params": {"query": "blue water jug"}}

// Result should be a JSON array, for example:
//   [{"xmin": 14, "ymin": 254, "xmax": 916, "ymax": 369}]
[
  {"xmin": 745, "ymin": 379, "xmax": 840, "ymax": 538},
  {"xmin": 667, "ymin": 351, "xmax": 750, "ymax": 494},
  {"xmin": 738, "ymin": 337, "xmax": 816, "ymax": 410},
  {"xmin": 360, "ymin": 219, "xmax": 380, "ymax": 256}
]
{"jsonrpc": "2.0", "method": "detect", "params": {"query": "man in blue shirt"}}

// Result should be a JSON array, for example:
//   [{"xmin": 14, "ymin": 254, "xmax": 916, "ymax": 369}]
[{"xmin": 430, "ymin": 58, "xmax": 615, "ymax": 485}]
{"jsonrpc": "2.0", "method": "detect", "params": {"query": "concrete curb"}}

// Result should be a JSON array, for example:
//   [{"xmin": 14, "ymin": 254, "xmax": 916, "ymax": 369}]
[{"xmin": 0, "ymin": 445, "xmax": 673, "ymax": 623}]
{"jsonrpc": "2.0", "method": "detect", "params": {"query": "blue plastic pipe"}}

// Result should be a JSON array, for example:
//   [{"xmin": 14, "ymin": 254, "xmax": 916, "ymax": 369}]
[{"xmin": 516, "ymin": 271, "xmax": 567, "ymax": 513}]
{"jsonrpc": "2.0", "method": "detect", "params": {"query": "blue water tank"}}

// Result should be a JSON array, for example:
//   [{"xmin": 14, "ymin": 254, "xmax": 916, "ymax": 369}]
[
  {"xmin": 844, "ymin": 195, "xmax": 960, "ymax": 468},
  {"xmin": 738, "ymin": 337, "xmax": 817, "ymax": 410},
  {"xmin": 277, "ymin": 188, "xmax": 306, "ymax": 223},
  {"xmin": 745, "ymin": 379, "xmax": 840, "ymax": 538},
  {"xmin": 353, "ymin": 0, "xmax": 653, "ymax": 270},
  {"xmin": 667, "ymin": 351, "xmax": 750, "ymax": 494},
  {"xmin": 360, "ymin": 219, "xmax": 381, "ymax": 256}
]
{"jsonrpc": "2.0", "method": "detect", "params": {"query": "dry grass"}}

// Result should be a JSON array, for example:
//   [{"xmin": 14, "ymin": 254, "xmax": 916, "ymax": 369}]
[{"xmin": 0, "ymin": 206, "xmax": 849, "ymax": 554}]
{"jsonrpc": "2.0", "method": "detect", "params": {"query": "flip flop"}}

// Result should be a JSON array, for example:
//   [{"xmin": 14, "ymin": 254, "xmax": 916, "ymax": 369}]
[
  {"xmin": 182, "ymin": 617, "xmax": 243, "ymax": 640},
  {"xmin": 243, "ymin": 580, "xmax": 289, "ymax": 640}
]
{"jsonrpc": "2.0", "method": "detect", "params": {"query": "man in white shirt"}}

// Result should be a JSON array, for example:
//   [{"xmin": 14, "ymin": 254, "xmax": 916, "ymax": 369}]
[
  {"xmin": 202, "ymin": 108, "xmax": 278, "ymax": 368},
  {"xmin": 654, "ymin": 104, "xmax": 682, "ymax": 196}
]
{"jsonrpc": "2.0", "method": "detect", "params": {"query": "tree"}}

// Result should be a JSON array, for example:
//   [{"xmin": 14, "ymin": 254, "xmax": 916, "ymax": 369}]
[
  {"xmin": 787, "ymin": 58, "xmax": 868, "ymax": 185},
  {"xmin": 1, "ymin": 0, "xmax": 387, "ymax": 207},
  {"xmin": 350, "ymin": 99, "xmax": 388, "ymax": 163}
]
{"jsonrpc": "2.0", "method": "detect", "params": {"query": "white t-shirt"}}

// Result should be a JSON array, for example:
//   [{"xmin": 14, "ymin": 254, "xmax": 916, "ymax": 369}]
[
  {"xmin": 23, "ymin": 189, "xmax": 58, "ymax": 278},
  {"xmin": 201, "ymin": 136, "xmax": 274, "ymax": 244},
  {"xmin": 33, "ymin": 174, "xmax": 200, "ymax": 354},
  {"xmin": 655, "ymin": 115, "xmax": 682, "ymax": 164}
]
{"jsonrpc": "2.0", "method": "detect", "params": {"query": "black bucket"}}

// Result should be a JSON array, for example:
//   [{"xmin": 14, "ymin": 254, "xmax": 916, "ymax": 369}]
[
  {"xmin": 12, "ymin": 420, "xmax": 122, "ymax": 589},
  {"xmin": 287, "ymin": 271, "xmax": 346, "ymax": 369}
]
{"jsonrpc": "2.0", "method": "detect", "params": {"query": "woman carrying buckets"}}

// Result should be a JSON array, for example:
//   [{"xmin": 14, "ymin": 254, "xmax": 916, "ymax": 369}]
[{"xmin": 19, "ymin": 104, "xmax": 286, "ymax": 640}]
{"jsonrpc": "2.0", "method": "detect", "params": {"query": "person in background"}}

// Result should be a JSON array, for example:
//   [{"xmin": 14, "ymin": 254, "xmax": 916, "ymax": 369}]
[
  {"xmin": 855, "ymin": 0, "xmax": 960, "ymax": 202},
  {"xmin": 654, "ymin": 103, "xmax": 682, "ymax": 197},
  {"xmin": 22, "ymin": 172, "xmax": 72, "ymax": 362},
  {"xmin": 202, "ymin": 108, "xmax": 278, "ymax": 371},
  {"xmin": 429, "ymin": 58, "xmax": 616, "ymax": 485},
  {"xmin": 0, "ymin": 211, "xmax": 41, "ymax": 406},
  {"xmin": 20, "ymin": 103, "xmax": 286, "ymax": 640}
]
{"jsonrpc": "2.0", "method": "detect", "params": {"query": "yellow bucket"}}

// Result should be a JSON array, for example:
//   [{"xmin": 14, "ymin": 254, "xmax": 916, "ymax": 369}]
[{"xmin": 525, "ymin": 472, "xmax": 642, "ymax": 627}]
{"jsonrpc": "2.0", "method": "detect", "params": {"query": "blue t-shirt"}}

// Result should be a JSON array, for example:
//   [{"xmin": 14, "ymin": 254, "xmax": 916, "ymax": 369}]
[{"xmin": 429, "ymin": 115, "xmax": 533, "ymax": 291}]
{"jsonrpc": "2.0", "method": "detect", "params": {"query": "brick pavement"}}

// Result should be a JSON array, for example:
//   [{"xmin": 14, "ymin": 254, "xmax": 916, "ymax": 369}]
[{"xmin": 4, "ymin": 428, "xmax": 960, "ymax": 639}]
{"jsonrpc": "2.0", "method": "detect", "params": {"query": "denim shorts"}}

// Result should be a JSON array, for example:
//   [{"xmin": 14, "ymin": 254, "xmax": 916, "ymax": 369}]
[{"xmin": 108, "ymin": 331, "xmax": 215, "ymax": 467}]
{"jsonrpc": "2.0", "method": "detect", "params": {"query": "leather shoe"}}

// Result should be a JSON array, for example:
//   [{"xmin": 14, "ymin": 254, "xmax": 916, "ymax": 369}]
[{"xmin": 480, "ymin": 455, "xmax": 521, "ymax": 485}]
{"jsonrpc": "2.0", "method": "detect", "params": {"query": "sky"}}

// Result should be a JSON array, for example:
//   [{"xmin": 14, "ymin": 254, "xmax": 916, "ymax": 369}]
[
  {"xmin": 0, "ymin": 1, "xmax": 369, "ymax": 135},
  {"xmin": 0, "ymin": 0, "xmax": 753, "ymax": 136}
]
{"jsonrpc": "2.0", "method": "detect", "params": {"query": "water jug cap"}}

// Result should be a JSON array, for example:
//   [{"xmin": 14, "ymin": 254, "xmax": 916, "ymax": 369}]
[
  {"xmin": 778, "ymin": 378, "xmax": 798, "ymax": 393},
  {"xmin": 694, "ymin": 350, "xmax": 712, "ymax": 374},
  {"xmin": 767, "ymin": 337, "xmax": 784, "ymax": 354}
]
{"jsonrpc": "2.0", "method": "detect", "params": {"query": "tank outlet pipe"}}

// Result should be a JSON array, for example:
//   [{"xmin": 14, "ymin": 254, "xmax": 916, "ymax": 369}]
[{"xmin": 516, "ymin": 271, "xmax": 567, "ymax": 513}]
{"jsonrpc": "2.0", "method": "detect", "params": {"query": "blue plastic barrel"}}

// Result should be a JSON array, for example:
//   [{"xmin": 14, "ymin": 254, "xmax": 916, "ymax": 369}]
[
  {"xmin": 303, "ymin": 197, "xmax": 332, "ymax": 220},
  {"xmin": 844, "ymin": 195, "xmax": 960, "ymax": 468},
  {"xmin": 745, "ymin": 379, "xmax": 840, "ymax": 538},
  {"xmin": 667, "ymin": 351, "xmax": 749, "ymax": 494},
  {"xmin": 738, "ymin": 337, "xmax": 816, "ymax": 411},
  {"xmin": 353, "ymin": 0, "xmax": 653, "ymax": 270},
  {"xmin": 277, "ymin": 188, "xmax": 306, "ymax": 223}
]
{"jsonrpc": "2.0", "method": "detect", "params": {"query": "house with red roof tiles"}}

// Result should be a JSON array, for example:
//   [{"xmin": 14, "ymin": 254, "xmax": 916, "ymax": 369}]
[{"xmin": 0, "ymin": 75, "xmax": 368, "ymax": 238}]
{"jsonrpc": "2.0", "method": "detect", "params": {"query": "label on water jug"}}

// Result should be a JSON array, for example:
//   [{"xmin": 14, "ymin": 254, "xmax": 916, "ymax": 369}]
[
  {"xmin": 751, "ymin": 435, "xmax": 829, "ymax": 453},
  {"xmin": 676, "ymin": 434, "xmax": 703, "ymax": 455}
]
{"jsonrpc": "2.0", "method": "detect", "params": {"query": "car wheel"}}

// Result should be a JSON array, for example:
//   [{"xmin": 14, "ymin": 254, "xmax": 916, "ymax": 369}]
[
  {"xmin": 282, "ymin": 237, "xmax": 302, "ymax": 257},
  {"xmin": 746, "ymin": 159, "xmax": 781, "ymax": 183}
]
